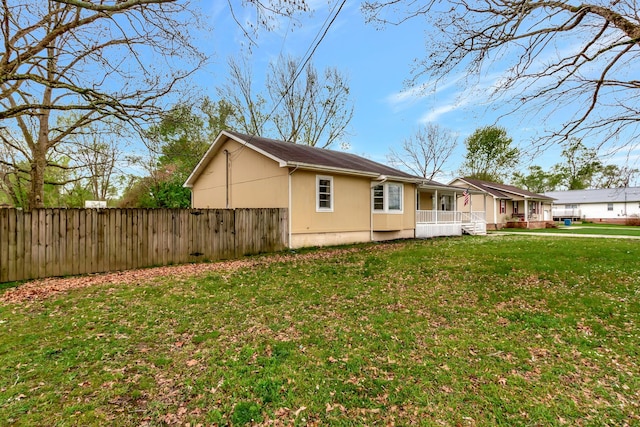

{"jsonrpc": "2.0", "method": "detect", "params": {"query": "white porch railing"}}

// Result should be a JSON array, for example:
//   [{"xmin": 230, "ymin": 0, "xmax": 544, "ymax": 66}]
[
  {"xmin": 552, "ymin": 209, "xmax": 582, "ymax": 218},
  {"xmin": 416, "ymin": 210, "xmax": 486, "ymax": 224}
]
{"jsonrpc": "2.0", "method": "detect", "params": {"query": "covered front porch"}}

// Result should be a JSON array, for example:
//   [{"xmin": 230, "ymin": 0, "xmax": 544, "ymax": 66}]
[
  {"xmin": 416, "ymin": 210, "xmax": 487, "ymax": 237},
  {"xmin": 415, "ymin": 182, "xmax": 487, "ymax": 238}
]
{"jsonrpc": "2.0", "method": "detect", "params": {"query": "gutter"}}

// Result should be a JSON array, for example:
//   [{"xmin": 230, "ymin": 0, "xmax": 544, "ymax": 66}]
[{"xmin": 284, "ymin": 161, "xmax": 421, "ymax": 183}]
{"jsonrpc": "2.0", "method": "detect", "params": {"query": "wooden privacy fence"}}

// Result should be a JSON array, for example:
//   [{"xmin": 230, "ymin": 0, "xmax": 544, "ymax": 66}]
[{"xmin": 0, "ymin": 208, "xmax": 288, "ymax": 283}]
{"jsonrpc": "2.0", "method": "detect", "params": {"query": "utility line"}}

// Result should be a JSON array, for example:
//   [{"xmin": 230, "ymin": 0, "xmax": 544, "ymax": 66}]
[{"xmin": 257, "ymin": 0, "xmax": 348, "ymax": 141}]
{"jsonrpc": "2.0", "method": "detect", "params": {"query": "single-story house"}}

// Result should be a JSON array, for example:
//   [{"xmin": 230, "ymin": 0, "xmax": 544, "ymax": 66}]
[
  {"xmin": 449, "ymin": 177, "xmax": 554, "ymax": 229},
  {"xmin": 545, "ymin": 187, "xmax": 640, "ymax": 223},
  {"xmin": 184, "ymin": 131, "xmax": 487, "ymax": 248}
]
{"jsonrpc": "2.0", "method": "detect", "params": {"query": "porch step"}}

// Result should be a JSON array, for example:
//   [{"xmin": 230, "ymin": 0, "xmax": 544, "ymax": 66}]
[{"xmin": 462, "ymin": 223, "xmax": 487, "ymax": 236}]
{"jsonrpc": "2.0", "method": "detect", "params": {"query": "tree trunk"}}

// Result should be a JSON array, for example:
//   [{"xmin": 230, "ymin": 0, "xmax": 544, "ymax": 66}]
[
  {"xmin": 29, "ymin": 135, "xmax": 47, "ymax": 210},
  {"xmin": 29, "ymin": 79, "xmax": 52, "ymax": 210}
]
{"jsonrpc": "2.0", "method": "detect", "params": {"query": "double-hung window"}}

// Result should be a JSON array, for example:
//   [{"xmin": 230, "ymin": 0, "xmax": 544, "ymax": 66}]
[
  {"xmin": 372, "ymin": 183, "xmax": 403, "ymax": 213},
  {"xmin": 607, "ymin": 202, "xmax": 614, "ymax": 211},
  {"xmin": 499, "ymin": 200, "xmax": 506, "ymax": 214},
  {"xmin": 316, "ymin": 175, "xmax": 333, "ymax": 212}
]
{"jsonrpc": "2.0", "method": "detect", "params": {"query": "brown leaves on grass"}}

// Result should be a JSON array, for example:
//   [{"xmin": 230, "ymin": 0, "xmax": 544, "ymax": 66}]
[{"xmin": 1, "ymin": 244, "xmax": 401, "ymax": 304}]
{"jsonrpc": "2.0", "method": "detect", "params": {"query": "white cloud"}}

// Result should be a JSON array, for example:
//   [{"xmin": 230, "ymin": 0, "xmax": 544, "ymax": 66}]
[
  {"xmin": 385, "ymin": 74, "xmax": 466, "ymax": 110},
  {"xmin": 419, "ymin": 103, "xmax": 461, "ymax": 123}
]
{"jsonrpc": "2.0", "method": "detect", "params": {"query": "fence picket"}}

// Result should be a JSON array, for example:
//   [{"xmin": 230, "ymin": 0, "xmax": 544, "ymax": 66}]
[{"xmin": 0, "ymin": 208, "xmax": 287, "ymax": 282}]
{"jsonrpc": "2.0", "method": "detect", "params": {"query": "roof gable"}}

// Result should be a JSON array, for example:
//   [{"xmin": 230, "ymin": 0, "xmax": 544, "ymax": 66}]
[{"xmin": 185, "ymin": 130, "xmax": 421, "ymax": 187}]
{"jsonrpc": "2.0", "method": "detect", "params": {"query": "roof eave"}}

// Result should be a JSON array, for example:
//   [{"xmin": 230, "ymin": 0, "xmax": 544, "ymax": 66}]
[{"xmin": 286, "ymin": 161, "xmax": 419, "ymax": 182}]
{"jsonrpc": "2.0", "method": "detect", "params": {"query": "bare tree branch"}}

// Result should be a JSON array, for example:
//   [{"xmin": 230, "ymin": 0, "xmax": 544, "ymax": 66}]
[
  {"xmin": 387, "ymin": 123, "xmax": 457, "ymax": 180},
  {"xmin": 0, "ymin": 0, "xmax": 205, "ymax": 208},
  {"xmin": 362, "ymin": 0, "xmax": 640, "ymax": 147}
]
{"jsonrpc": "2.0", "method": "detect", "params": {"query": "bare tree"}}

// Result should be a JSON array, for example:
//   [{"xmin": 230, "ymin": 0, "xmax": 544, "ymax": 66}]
[
  {"xmin": 0, "ymin": 0, "xmax": 209, "ymax": 209},
  {"xmin": 362, "ymin": 0, "xmax": 640, "ymax": 147},
  {"xmin": 218, "ymin": 57, "xmax": 270, "ymax": 138},
  {"xmin": 62, "ymin": 119, "xmax": 127, "ymax": 201},
  {"xmin": 386, "ymin": 123, "xmax": 457, "ymax": 180},
  {"xmin": 219, "ymin": 54, "xmax": 353, "ymax": 148},
  {"xmin": 266, "ymin": 55, "xmax": 353, "ymax": 148}
]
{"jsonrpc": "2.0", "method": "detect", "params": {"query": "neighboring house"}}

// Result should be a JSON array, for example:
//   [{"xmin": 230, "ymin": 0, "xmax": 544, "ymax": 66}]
[
  {"xmin": 449, "ymin": 177, "xmax": 554, "ymax": 229},
  {"xmin": 545, "ymin": 187, "xmax": 640, "ymax": 223},
  {"xmin": 185, "ymin": 131, "xmax": 424, "ymax": 248},
  {"xmin": 184, "ymin": 131, "xmax": 487, "ymax": 249}
]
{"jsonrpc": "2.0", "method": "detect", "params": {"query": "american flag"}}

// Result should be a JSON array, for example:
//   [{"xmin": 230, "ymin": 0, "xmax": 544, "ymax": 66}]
[{"xmin": 463, "ymin": 188, "xmax": 470, "ymax": 206}]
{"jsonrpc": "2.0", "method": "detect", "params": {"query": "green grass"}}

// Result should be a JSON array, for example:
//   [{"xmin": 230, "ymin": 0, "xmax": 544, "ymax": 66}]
[
  {"xmin": 2, "ymin": 236, "xmax": 640, "ymax": 425},
  {"xmin": 497, "ymin": 222, "xmax": 640, "ymax": 236}
]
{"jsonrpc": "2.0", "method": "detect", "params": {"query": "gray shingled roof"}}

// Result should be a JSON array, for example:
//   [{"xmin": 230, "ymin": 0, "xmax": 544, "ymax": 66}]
[
  {"xmin": 457, "ymin": 177, "xmax": 554, "ymax": 200},
  {"xmin": 184, "ymin": 131, "xmax": 426, "ymax": 188},
  {"xmin": 225, "ymin": 130, "xmax": 419, "ymax": 179},
  {"xmin": 545, "ymin": 187, "xmax": 640, "ymax": 204}
]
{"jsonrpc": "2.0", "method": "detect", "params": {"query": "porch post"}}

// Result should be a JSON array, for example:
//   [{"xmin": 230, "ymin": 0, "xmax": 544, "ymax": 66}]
[
  {"xmin": 524, "ymin": 198, "xmax": 529, "ymax": 222},
  {"xmin": 483, "ymin": 195, "xmax": 487, "ymax": 222},
  {"xmin": 435, "ymin": 190, "xmax": 438, "ymax": 224}
]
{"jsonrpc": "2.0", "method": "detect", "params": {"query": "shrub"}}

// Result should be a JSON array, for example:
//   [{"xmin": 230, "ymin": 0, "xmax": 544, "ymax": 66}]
[{"xmin": 626, "ymin": 215, "xmax": 640, "ymax": 226}]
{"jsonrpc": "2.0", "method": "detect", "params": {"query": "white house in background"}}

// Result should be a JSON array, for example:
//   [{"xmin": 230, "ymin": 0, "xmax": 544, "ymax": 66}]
[{"xmin": 545, "ymin": 187, "xmax": 640, "ymax": 222}]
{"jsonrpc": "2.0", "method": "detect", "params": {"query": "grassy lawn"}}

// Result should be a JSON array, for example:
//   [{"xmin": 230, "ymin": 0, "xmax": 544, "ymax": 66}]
[
  {"xmin": 497, "ymin": 222, "xmax": 640, "ymax": 236},
  {"xmin": 1, "ymin": 236, "xmax": 639, "ymax": 425}
]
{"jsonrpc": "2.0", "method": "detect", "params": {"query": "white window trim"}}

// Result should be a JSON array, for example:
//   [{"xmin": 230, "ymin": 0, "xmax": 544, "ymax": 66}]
[
  {"xmin": 372, "ymin": 182, "xmax": 404, "ymax": 214},
  {"xmin": 316, "ymin": 175, "xmax": 333, "ymax": 212}
]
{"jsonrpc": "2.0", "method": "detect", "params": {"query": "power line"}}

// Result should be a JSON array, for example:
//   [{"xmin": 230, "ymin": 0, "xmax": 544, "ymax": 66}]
[{"xmin": 258, "ymin": 0, "xmax": 348, "ymax": 141}]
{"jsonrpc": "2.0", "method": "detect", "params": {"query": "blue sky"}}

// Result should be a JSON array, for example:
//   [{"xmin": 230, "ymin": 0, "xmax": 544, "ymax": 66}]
[{"xmin": 193, "ymin": 1, "xmax": 639, "ymax": 183}]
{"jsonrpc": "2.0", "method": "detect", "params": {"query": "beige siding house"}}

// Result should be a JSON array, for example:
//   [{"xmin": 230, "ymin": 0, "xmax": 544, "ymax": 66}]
[
  {"xmin": 184, "ymin": 131, "xmax": 421, "ymax": 248},
  {"xmin": 449, "ymin": 177, "xmax": 554, "ymax": 229}
]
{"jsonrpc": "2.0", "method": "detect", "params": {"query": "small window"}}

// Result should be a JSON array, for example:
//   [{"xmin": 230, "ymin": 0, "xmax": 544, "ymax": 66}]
[
  {"xmin": 512, "ymin": 201, "xmax": 519, "ymax": 214},
  {"xmin": 372, "ymin": 182, "xmax": 403, "ymax": 213},
  {"xmin": 607, "ymin": 203, "xmax": 613, "ymax": 211},
  {"xmin": 316, "ymin": 175, "xmax": 333, "ymax": 212},
  {"xmin": 500, "ymin": 200, "xmax": 506, "ymax": 214},
  {"xmin": 373, "ymin": 185, "xmax": 384, "ymax": 210}
]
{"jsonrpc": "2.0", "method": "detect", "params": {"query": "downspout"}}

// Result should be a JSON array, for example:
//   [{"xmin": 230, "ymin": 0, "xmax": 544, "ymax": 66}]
[
  {"xmin": 288, "ymin": 166, "xmax": 299, "ymax": 249},
  {"xmin": 370, "ymin": 176, "xmax": 388, "ymax": 242},
  {"xmin": 370, "ymin": 190, "xmax": 373, "ymax": 242},
  {"xmin": 224, "ymin": 149, "xmax": 230, "ymax": 209}
]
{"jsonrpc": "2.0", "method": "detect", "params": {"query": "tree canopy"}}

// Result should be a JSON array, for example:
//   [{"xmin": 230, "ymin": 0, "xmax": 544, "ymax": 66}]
[
  {"xmin": 460, "ymin": 126, "xmax": 519, "ymax": 183},
  {"xmin": 511, "ymin": 139, "xmax": 639, "ymax": 191},
  {"xmin": 120, "ymin": 98, "xmax": 233, "ymax": 208}
]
